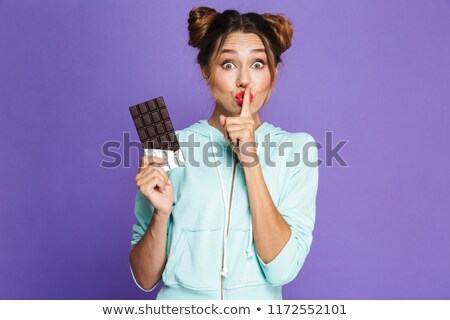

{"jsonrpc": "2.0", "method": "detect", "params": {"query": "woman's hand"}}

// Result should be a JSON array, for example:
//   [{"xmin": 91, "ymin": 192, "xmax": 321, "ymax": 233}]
[
  {"xmin": 136, "ymin": 156, "xmax": 174, "ymax": 217},
  {"xmin": 220, "ymin": 84, "xmax": 258, "ymax": 166}
]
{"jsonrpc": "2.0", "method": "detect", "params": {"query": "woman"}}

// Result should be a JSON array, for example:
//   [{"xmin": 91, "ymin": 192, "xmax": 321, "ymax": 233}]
[{"xmin": 129, "ymin": 6, "xmax": 319, "ymax": 300}]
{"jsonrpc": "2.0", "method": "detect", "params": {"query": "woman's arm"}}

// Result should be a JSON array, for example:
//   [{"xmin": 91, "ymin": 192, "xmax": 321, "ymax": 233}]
[
  {"xmin": 130, "ymin": 155, "xmax": 173, "ymax": 291},
  {"xmin": 129, "ymin": 209, "xmax": 169, "ymax": 291},
  {"xmin": 219, "ymin": 85, "xmax": 292, "ymax": 263},
  {"xmin": 242, "ymin": 138, "xmax": 318, "ymax": 286},
  {"xmin": 220, "ymin": 85, "xmax": 318, "ymax": 278},
  {"xmin": 242, "ymin": 163, "xmax": 291, "ymax": 264}
]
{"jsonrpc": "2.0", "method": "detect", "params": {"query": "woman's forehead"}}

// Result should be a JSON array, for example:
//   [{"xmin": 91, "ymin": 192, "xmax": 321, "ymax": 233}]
[{"xmin": 220, "ymin": 32, "xmax": 265, "ymax": 53}]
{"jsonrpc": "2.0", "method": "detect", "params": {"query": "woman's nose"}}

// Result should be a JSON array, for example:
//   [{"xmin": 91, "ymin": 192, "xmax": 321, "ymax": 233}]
[{"xmin": 237, "ymin": 70, "xmax": 250, "ymax": 88}]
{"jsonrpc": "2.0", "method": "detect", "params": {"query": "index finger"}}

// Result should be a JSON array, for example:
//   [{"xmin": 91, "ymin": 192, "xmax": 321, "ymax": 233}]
[{"xmin": 240, "ymin": 84, "xmax": 252, "ymax": 118}]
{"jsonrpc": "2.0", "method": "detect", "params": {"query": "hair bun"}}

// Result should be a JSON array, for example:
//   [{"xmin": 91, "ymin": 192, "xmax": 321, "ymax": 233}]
[
  {"xmin": 261, "ymin": 13, "xmax": 293, "ymax": 53},
  {"xmin": 188, "ymin": 6, "xmax": 220, "ymax": 48}
]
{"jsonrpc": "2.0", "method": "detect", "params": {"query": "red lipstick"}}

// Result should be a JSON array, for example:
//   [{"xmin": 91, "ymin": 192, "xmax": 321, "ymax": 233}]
[{"xmin": 235, "ymin": 91, "xmax": 254, "ymax": 105}]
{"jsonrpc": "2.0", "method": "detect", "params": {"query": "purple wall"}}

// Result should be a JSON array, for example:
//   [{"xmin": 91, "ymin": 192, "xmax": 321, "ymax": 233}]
[{"xmin": 1, "ymin": 0, "xmax": 449, "ymax": 299}]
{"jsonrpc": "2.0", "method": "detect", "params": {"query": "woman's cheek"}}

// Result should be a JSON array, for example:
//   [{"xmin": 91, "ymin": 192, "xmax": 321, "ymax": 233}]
[
  {"xmin": 252, "ymin": 70, "xmax": 271, "ymax": 86},
  {"xmin": 214, "ymin": 70, "xmax": 235, "ymax": 92},
  {"xmin": 257, "ymin": 74, "xmax": 271, "ymax": 92}
]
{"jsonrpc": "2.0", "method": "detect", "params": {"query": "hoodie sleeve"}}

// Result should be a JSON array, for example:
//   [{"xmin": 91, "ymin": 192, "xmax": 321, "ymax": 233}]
[
  {"xmin": 129, "ymin": 190, "xmax": 160, "ymax": 292},
  {"xmin": 256, "ymin": 132, "xmax": 319, "ymax": 286},
  {"xmin": 131, "ymin": 190, "xmax": 154, "ymax": 248}
]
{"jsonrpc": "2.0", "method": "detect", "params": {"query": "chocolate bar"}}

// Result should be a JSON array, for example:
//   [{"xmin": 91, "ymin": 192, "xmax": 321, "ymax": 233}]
[{"xmin": 129, "ymin": 96, "xmax": 185, "ymax": 171}]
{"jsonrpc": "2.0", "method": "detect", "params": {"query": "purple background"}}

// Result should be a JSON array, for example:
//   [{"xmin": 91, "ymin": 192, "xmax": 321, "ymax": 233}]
[{"xmin": 1, "ymin": 0, "xmax": 449, "ymax": 299}]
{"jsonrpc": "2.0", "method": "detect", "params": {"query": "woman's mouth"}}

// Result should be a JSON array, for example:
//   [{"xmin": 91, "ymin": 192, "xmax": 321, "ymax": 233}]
[{"xmin": 235, "ymin": 91, "xmax": 254, "ymax": 105}]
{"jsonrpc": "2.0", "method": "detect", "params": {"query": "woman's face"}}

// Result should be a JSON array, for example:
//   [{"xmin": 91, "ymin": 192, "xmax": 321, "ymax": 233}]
[{"xmin": 207, "ymin": 32, "xmax": 274, "ymax": 116}]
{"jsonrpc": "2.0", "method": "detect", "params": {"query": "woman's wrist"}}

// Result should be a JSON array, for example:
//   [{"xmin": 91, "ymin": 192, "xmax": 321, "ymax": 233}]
[
  {"xmin": 241, "ymin": 155, "xmax": 261, "ymax": 172},
  {"xmin": 153, "ymin": 209, "xmax": 171, "ymax": 222}
]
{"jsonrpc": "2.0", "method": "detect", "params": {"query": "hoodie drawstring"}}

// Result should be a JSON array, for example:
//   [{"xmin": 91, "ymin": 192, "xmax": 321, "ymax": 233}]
[
  {"xmin": 209, "ymin": 132, "xmax": 233, "ymax": 277},
  {"xmin": 245, "ymin": 136, "xmax": 259, "ymax": 258},
  {"xmin": 208, "ymin": 132, "xmax": 258, "ymax": 277}
]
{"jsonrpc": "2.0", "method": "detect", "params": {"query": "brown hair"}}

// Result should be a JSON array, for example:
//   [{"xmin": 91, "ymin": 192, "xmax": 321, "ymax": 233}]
[{"xmin": 187, "ymin": 7, "xmax": 293, "ymax": 106}]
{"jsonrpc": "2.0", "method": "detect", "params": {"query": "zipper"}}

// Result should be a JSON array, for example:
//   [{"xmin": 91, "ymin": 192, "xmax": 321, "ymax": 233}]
[{"xmin": 221, "ymin": 153, "xmax": 238, "ymax": 300}]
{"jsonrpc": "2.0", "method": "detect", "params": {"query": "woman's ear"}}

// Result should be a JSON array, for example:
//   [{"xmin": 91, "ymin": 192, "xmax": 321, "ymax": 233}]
[{"xmin": 201, "ymin": 66, "xmax": 210, "ymax": 81}]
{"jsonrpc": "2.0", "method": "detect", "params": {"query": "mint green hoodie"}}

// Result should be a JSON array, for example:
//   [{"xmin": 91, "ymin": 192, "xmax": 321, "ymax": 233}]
[{"xmin": 130, "ymin": 119, "xmax": 318, "ymax": 299}]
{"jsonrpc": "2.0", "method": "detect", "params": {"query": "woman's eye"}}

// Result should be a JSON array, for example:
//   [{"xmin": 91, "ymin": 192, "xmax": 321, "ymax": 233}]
[
  {"xmin": 252, "ymin": 61, "xmax": 265, "ymax": 69},
  {"xmin": 222, "ymin": 62, "xmax": 235, "ymax": 70},
  {"xmin": 221, "ymin": 60, "xmax": 265, "ymax": 70}
]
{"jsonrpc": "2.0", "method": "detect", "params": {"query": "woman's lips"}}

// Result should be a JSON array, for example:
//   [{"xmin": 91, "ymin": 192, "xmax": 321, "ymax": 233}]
[{"xmin": 235, "ymin": 91, "xmax": 254, "ymax": 105}]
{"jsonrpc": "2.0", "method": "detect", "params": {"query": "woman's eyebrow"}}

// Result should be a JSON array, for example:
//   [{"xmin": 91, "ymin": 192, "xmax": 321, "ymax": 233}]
[{"xmin": 219, "ymin": 48, "xmax": 266, "ymax": 54}]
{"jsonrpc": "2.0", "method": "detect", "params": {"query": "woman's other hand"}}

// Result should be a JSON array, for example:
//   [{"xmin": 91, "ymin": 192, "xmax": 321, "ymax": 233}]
[{"xmin": 136, "ymin": 155, "xmax": 174, "ymax": 216}]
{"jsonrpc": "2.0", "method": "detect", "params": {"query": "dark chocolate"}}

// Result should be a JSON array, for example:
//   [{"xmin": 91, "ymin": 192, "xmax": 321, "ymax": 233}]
[{"xmin": 129, "ymin": 96, "xmax": 180, "ymax": 151}]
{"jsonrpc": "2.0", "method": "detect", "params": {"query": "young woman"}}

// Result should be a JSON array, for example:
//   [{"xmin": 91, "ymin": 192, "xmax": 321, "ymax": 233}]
[{"xmin": 129, "ymin": 6, "xmax": 319, "ymax": 300}]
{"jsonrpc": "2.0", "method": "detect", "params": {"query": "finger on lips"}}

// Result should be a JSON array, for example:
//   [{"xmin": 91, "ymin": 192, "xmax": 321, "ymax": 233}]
[
  {"xmin": 239, "ymin": 83, "xmax": 252, "ymax": 117},
  {"xmin": 221, "ymin": 84, "xmax": 253, "ymax": 142}
]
